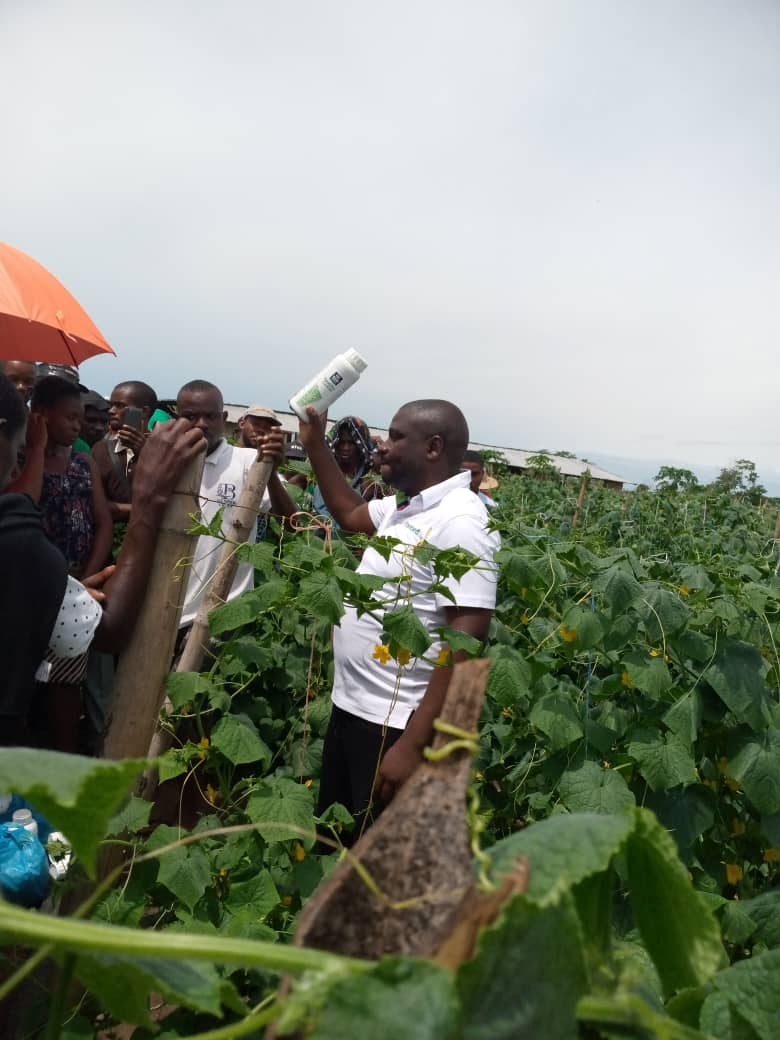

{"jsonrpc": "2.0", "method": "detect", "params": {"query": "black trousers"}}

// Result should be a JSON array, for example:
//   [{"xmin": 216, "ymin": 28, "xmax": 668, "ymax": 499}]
[{"xmin": 317, "ymin": 704, "xmax": 404, "ymax": 847}]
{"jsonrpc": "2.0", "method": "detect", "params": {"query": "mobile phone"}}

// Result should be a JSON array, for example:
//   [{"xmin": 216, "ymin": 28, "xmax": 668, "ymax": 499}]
[{"xmin": 123, "ymin": 406, "xmax": 144, "ymax": 430}]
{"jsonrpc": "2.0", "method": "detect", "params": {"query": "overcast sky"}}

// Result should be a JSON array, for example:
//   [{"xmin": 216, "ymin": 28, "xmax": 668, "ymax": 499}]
[{"xmin": 2, "ymin": 1, "xmax": 778, "ymax": 490}]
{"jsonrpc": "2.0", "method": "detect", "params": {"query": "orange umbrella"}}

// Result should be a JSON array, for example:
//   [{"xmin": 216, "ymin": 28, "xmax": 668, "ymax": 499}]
[{"xmin": 0, "ymin": 242, "xmax": 116, "ymax": 365}]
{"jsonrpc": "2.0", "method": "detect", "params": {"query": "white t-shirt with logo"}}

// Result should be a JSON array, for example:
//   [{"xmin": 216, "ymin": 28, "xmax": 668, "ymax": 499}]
[
  {"xmin": 179, "ymin": 440, "xmax": 272, "ymax": 627},
  {"xmin": 331, "ymin": 470, "xmax": 500, "ymax": 728}
]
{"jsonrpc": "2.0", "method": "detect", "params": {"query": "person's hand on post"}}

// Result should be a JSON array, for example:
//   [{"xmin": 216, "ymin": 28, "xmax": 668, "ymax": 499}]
[
  {"xmin": 375, "ymin": 734, "xmax": 425, "ymax": 805},
  {"xmin": 257, "ymin": 427, "xmax": 286, "ymax": 468},
  {"xmin": 117, "ymin": 425, "xmax": 146, "ymax": 456},
  {"xmin": 131, "ymin": 419, "xmax": 206, "ymax": 510}
]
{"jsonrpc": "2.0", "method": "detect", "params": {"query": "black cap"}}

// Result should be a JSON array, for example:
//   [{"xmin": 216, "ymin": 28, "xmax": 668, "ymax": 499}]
[{"xmin": 81, "ymin": 388, "xmax": 110, "ymax": 412}]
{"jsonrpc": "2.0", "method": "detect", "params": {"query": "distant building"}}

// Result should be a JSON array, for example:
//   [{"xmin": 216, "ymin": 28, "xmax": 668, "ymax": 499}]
[{"xmin": 224, "ymin": 405, "xmax": 625, "ymax": 490}]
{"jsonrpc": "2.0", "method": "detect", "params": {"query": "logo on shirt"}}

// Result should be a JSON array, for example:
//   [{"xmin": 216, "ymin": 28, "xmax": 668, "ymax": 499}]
[{"xmin": 217, "ymin": 482, "xmax": 237, "ymax": 504}]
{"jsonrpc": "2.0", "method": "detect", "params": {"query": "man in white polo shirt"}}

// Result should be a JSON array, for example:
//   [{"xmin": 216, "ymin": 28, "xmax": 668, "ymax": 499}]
[
  {"xmin": 298, "ymin": 399, "xmax": 499, "ymax": 841},
  {"xmin": 176, "ymin": 381, "xmax": 298, "ymax": 628}
]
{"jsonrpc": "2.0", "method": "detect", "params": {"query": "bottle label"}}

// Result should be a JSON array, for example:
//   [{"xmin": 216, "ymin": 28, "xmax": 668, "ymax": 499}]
[{"xmin": 296, "ymin": 385, "xmax": 323, "ymax": 406}]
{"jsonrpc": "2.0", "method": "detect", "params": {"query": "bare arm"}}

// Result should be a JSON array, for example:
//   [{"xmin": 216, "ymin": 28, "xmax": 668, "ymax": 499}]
[
  {"xmin": 257, "ymin": 428, "xmax": 301, "ymax": 524},
  {"xmin": 82, "ymin": 454, "xmax": 114, "ymax": 576},
  {"xmin": 375, "ymin": 605, "xmax": 493, "ymax": 803},
  {"xmin": 91, "ymin": 420, "xmax": 206, "ymax": 652},
  {"xmin": 297, "ymin": 408, "xmax": 374, "ymax": 534}
]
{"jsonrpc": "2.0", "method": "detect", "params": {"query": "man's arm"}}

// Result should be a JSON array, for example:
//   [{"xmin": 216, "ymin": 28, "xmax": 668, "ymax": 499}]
[
  {"xmin": 297, "ymin": 408, "xmax": 374, "ymax": 534},
  {"xmin": 375, "ymin": 605, "xmax": 493, "ymax": 804},
  {"xmin": 258, "ymin": 428, "xmax": 302, "ymax": 523},
  {"xmin": 81, "ymin": 454, "xmax": 114, "ymax": 576},
  {"xmin": 91, "ymin": 420, "xmax": 206, "ymax": 652}
]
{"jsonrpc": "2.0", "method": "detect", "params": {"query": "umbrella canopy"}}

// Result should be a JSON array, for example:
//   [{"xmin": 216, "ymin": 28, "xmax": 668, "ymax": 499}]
[{"xmin": 0, "ymin": 242, "xmax": 115, "ymax": 365}]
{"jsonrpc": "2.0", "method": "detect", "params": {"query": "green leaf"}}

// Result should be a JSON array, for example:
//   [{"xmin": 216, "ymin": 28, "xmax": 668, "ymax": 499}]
[
  {"xmin": 622, "ymin": 652, "xmax": 673, "ymax": 698},
  {"xmin": 644, "ymin": 785, "xmax": 716, "ymax": 858},
  {"xmin": 529, "ymin": 692, "xmax": 584, "ymax": 751},
  {"xmin": 208, "ymin": 580, "xmax": 289, "ymax": 635},
  {"xmin": 246, "ymin": 776, "xmax": 315, "ymax": 845},
  {"xmin": 310, "ymin": 958, "xmax": 459, "ymax": 1040},
  {"xmin": 157, "ymin": 844, "xmax": 212, "ymax": 912},
  {"xmin": 488, "ymin": 812, "xmax": 635, "ymax": 901},
  {"xmin": 559, "ymin": 761, "xmax": 636, "ymax": 815},
  {"xmin": 210, "ymin": 713, "xmax": 271, "ymax": 766},
  {"xmin": 700, "ymin": 948, "xmax": 780, "ymax": 1040},
  {"xmin": 457, "ymin": 890, "xmax": 588, "ymax": 1039},
  {"xmin": 625, "ymin": 809, "xmax": 723, "ymax": 998},
  {"xmin": 165, "ymin": 671, "xmax": 219, "ymax": 710},
  {"xmin": 627, "ymin": 730, "xmax": 697, "ymax": 791},
  {"xmin": 728, "ymin": 729, "xmax": 780, "ymax": 815},
  {"xmin": 382, "ymin": 605, "xmax": 433, "ymax": 657},
  {"xmin": 235, "ymin": 538, "xmax": 277, "ymax": 576},
  {"xmin": 74, "ymin": 952, "xmax": 229, "ymax": 1027},
  {"xmin": 225, "ymin": 869, "xmax": 280, "ymax": 918},
  {"xmin": 595, "ymin": 565, "xmax": 644, "ymax": 618},
  {"xmin": 484, "ymin": 645, "xmax": 532, "ymax": 706},
  {"xmin": 730, "ymin": 891, "xmax": 780, "ymax": 949},
  {"xmin": 106, "ymin": 795, "xmax": 152, "ymax": 836},
  {"xmin": 640, "ymin": 587, "xmax": 690, "ymax": 643},
  {"xmin": 0, "ymin": 749, "xmax": 144, "ymax": 876},
  {"xmin": 298, "ymin": 570, "xmax": 346, "ymax": 625},
  {"xmin": 663, "ymin": 689, "xmax": 702, "ymax": 746},
  {"xmin": 559, "ymin": 604, "xmax": 604, "ymax": 650},
  {"xmin": 705, "ymin": 640, "xmax": 772, "ymax": 730}
]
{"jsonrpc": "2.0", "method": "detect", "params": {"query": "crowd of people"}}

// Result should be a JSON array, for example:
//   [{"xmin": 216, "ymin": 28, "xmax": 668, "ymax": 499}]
[{"xmin": 0, "ymin": 357, "xmax": 500, "ymax": 838}]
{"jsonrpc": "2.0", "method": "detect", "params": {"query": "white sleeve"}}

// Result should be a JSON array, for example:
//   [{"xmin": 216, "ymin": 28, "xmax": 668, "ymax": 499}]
[
  {"xmin": 432, "ymin": 514, "xmax": 501, "ymax": 610},
  {"xmin": 367, "ymin": 495, "xmax": 397, "ymax": 531},
  {"xmin": 48, "ymin": 576, "xmax": 103, "ymax": 658}
]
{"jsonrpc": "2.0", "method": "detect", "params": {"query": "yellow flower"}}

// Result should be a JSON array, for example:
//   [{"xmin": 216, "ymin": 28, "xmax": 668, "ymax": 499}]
[
  {"xmin": 521, "ymin": 612, "xmax": 531, "ymax": 625},
  {"xmin": 763, "ymin": 848, "xmax": 780, "ymax": 862},
  {"xmin": 731, "ymin": 818, "xmax": 746, "ymax": 836},
  {"xmin": 501, "ymin": 707, "xmax": 512, "ymax": 718},
  {"xmin": 218, "ymin": 868, "xmax": 228, "ymax": 878},
  {"xmin": 559, "ymin": 624, "xmax": 577, "ymax": 642},
  {"xmin": 372, "ymin": 644, "xmax": 391, "ymax": 665},
  {"xmin": 725, "ymin": 863, "xmax": 743, "ymax": 885},
  {"xmin": 678, "ymin": 584, "xmax": 690, "ymax": 597},
  {"xmin": 649, "ymin": 648, "xmax": 661, "ymax": 657},
  {"xmin": 474, "ymin": 771, "xmax": 484, "ymax": 780},
  {"xmin": 621, "ymin": 671, "xmax": 635, "ymax": 689},
  {"xmin": 306, "ymin": 686, "xmax": 318, "ymax": 699},
  {"xmin": 197, "ymin": 736, "xmax": 209, "ymax": 761},
  {"xmin": 520, "ymin": 587, "xmax": 528, "ymax": 598},
  {"xmin": 434, "ymin": 648, "xmax": 452, "ymax": 667},
  {"xmin": 304, "ymin": 778, "xmax": 313, "ymax": 788},
  {"xmin": 281, "ymin": 895, "xmax": 293, "ymax": 907},
  {"xmin": 292, "ymin": 841, "xmax": 306, "ymax": 862},
  {"xmin": 206, "ymin": 783, "xmax": 218, "ymax": 806},
  {"xmin": 395, "ymin": 647, "xmax": 411, "ymax": 666}
]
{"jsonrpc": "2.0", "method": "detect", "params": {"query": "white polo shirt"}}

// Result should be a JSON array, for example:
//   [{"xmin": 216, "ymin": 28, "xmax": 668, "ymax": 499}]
[
  {"xmin": 179, "ymin": 440, "xmax": 272, "ymax": 627},
  {"xmin": 331, "ymin": 470, "xmax": 500, "ymax": 728}
]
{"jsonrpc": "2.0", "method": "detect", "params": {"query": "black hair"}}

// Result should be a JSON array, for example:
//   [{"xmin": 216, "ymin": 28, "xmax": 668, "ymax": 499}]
[
  {"xmin": 463, "ymin": 449, "xmax": 484, "ymax": 466},
  {"xmin": 31, "ymin": 375, "xmax": 81, "ymax": 412},
  {"xmin": 113, "ymin": 380, "xmax": 157, "ymax": 410},
  {"xmin": 177, "ymin": 380, "xmax": 223, "ymax": 405},
  {"xmin": 400, "ymin": 399, "xmax": 470, "ymax": 469},
  {"xmin": 0, "ymin": 373, "xmax": 28, "ymax": 439}
]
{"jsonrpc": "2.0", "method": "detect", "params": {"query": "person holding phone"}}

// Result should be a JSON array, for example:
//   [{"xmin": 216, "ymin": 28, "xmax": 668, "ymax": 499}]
[{"xmin": 92, "ymin": 380, "xmax": 159, "ymax": 522}]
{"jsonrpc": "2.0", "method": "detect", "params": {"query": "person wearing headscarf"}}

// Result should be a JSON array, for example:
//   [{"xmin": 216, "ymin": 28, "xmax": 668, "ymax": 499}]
[{"xmin": 311, "ymin": 416, "xmax": 374, "ymax": 528}]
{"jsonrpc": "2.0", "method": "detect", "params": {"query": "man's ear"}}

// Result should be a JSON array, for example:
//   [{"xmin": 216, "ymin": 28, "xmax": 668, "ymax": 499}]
[
  {"xmin": 427, "ymin": 433, "xmax": 444, "ymax": 461},
  {"xmin": 223, "ymin": 411, "xmax": 228, "ymax": 422},
  {"xmin": 238, "ymin": 416, "xmax": 246, "ymax": 429}
]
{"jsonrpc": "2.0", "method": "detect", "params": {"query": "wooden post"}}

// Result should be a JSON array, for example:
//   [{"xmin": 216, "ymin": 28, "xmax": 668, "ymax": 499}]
[
  {"xmin": 775, "ymin": 509, "xmax": 780, "ymax": 542},
  {"xmin": 572, "ymin": 471, "xmax": 590, "ymax": 529},
  {"xmin": 101, "ymin": 452, "xmax": 205, "ymax": 761},
  {"xmin": 175, "ymin": 456, "xmax": 275, "ymax": 673},
  {"xmin": 140, "ymin": 455, "xmax": 275, "ymax": 795}
]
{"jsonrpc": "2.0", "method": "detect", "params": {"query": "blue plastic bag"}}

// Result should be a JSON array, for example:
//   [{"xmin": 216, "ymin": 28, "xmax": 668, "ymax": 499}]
[{"xmin": 0, "ymin": 823, "xmax": 50, "ymax": 907}]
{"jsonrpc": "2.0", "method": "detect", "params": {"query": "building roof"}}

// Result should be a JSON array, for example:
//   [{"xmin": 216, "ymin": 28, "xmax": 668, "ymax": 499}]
[{"xmin": 224, "ymin": 405, "xmax": 625, "ymax": 485}]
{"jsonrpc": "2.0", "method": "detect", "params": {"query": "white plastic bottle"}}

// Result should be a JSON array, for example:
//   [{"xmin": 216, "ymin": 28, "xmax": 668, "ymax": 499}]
[
  {"xmin": 12, "ymin": 808, "xmax": 38, "ymax": 838},
  {"xmin": 289, "ymin": 349, "xmax": 367, "ymax": 421}
]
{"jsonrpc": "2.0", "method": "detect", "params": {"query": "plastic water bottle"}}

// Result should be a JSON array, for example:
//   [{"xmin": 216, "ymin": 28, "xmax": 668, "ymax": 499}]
[
  {"xmin": 12, "ymin": 808, "xmax": 38, "ymax": 838},
  {"xmin": 289, "ymin": 350, "xmax": 367, "ymax": 421}
]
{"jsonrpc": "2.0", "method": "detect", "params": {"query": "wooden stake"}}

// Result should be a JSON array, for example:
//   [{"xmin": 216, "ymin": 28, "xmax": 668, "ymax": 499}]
[
  {"xmin": 140, "ymin": 455, "xmax": 276, "ymax": 797},
  {"xmin": 175, "ymin": 456, "xmax": 275, "ymax": 674},
  {"xmin": 101, "ymin": 452, "xmax": 204, "ymax": 762},
  {"xmin": 572, "ymin": 471, "xmax": 590, "ymax": 528}
]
